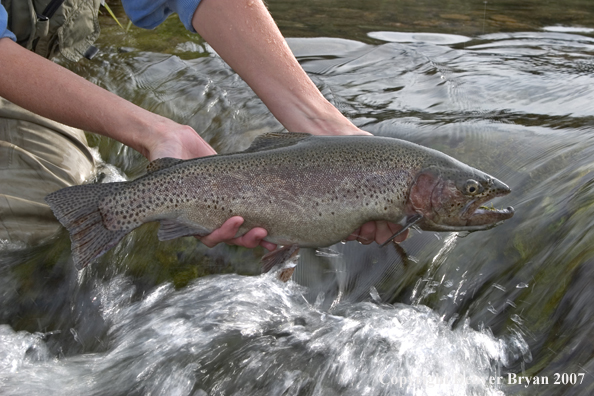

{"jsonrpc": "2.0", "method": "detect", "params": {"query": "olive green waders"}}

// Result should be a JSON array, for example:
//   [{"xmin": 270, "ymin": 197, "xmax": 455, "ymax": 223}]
[{"xmin": 0, "ymin": 97, "xmax": 95, "ymax": 245}]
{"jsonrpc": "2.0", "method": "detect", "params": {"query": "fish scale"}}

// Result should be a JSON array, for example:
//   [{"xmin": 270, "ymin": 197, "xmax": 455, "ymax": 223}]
[{"xmin": 45, "ymin": 133, "xmax": 514, "ymax": 269}]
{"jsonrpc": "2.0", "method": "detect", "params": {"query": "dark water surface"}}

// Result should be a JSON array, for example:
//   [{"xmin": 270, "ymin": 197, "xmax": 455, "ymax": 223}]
[{"xmin": 2, "ymin": 1, "xmax": 594, "ymax": 395}]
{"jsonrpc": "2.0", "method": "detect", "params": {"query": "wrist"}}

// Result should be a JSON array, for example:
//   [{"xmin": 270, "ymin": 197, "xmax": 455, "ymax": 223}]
[
  {"xmin": 295, "ymin": 100, "xmax": 362, "ymax": 136},
  {"xmin": 133, "ymin": 114, "xmax": 175, "ymax": 159},
  {"xmin": 275, "ymin": 92, "xmax": 369, "ymax": 136},
  {"xmin": 100, "ymin": 106, "xmax": 163, "ymax": 159},
  {"xmin": 142, "ymin": 118, "xmax": 216, "ymax": 161},
  {"xmin": 101, "ymin": 102, "xmax": 216, "ymax": 161}
]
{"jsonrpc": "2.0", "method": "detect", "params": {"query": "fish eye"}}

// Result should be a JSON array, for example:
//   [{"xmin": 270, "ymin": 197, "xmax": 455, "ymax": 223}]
[{"xmin": 464, "ymin": 179, "xmax": 481, "ymax": 195}]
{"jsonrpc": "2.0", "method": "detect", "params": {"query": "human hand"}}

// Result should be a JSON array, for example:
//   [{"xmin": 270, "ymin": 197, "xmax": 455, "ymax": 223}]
[
  {"xmin": 144, "ymin": 121, "xmax": 275, "ymax": 251},
  {"xmin": 197, "ymin": 216, "xmax": 277, "ymax": 251},
  {"xmin": 145, "ymin": 122, "xmax": 216, "ymax": 161},
  {"xmin": 346, "ymin": 221, "xmax": 408, "ymax": 245}
]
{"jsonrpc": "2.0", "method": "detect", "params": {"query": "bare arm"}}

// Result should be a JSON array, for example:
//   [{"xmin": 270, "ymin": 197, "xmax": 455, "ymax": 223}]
[
  {"xmin": 192, "ymin": 0, "xmax": 368, "ymax": 137},
  {"xmin": 0, "ymin": 37, "xmax": 214, "ymax": 160}
]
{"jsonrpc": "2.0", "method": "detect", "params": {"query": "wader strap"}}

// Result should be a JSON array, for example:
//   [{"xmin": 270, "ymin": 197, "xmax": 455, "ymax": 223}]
[
  {"xmin": 4, "ymin": 0, "xmax": 101, "ymax": 61},
  {"xmin": 35, "ymin": 0, "xmax": 65, "ymax": 39},
  {"xmin": 41, "ymin": 0, "xmax": 65, "ymax": 19}
]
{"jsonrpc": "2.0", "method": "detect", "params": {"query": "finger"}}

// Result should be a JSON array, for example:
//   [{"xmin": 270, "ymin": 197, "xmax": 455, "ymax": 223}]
[
  {"xmin": 347, "ymin": 227, "xmax": 361, "ymax": 241},
  {"xmin": 260, "ymin": 240, "xmax": 277, "ymax": 251},
  {"xmin": 374, "ymin": 220, "xmax": 392, "ymax": 245},
  {"xmin": 357, "ymin": 221, "xmax": 375, "ymax": 245},
  {"xmin": 388, "ymin": 222, "xmax": 409, "ymax": 243},
  {"xmin": 198, "ymin": 216, "xmax": 244, "ymax": 248},
  {"xmin": 231, "ymin": 227, "xmax": 268, "ymax": 249}
]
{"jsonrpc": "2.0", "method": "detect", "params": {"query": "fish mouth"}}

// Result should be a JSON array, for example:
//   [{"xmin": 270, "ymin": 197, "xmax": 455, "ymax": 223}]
[
  {"xmin": 424, "ymin": 187, "xmax": 514, "ymax": 232},
  {"xmin": 461, "ymin": 204, "xmax": 515, "ymax": 230},
  {"xmin": 421, "ymin": 202, "xmax": 515, "ymax": 232}
]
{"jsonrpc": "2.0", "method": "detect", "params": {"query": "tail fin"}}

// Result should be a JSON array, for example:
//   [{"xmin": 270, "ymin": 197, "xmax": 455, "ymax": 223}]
[{"xmin": 45, "ymin": 183, "xmax": 128, "ymax": 269}]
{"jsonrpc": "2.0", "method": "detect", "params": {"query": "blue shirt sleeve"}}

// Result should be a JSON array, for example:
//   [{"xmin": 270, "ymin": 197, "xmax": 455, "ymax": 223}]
[
  {"xmin": 0, "ymin": 5, "xmax": 17, "ymax": 41},
  {"xmin": 121, "ymin": 0, "xmax": 203, "ymax": 33}
]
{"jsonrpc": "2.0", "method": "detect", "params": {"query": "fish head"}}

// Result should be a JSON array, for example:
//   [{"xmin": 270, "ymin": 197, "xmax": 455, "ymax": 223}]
[{"xmin": 407, "ymin": 164, "xmax": 514, "ymax": 232}]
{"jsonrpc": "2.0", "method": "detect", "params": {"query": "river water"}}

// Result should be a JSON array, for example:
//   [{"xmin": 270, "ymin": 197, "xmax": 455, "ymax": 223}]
[{"xmin": 1, "ymin": 1, "xmax": 594, "ymax": 395}]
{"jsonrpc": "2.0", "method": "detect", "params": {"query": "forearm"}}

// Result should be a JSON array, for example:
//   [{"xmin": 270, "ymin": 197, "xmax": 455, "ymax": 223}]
[
  {"xmin": 0, "ymin": 38, "xmax": 193, "ymax": 159},
  {"xmin": 192, "ymin": 0, "xmax": 366, "ymax": 136}
]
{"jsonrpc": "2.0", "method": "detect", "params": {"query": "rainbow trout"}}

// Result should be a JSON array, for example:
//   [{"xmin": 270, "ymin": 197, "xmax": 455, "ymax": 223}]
[{"xmin": 45, "ymin": 133, "xmax": 514, "ymax": 269}]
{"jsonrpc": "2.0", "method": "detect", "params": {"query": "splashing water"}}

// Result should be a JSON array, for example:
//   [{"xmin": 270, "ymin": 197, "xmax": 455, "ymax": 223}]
[{"xmin": 0, "ymin": 273, "xmax": 513, "ymax": 396}]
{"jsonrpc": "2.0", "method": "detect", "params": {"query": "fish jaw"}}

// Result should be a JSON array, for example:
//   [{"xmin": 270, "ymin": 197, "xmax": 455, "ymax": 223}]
[{"xmin": 407, "ymin": 171, "xmax": 514, "ymax": 232}]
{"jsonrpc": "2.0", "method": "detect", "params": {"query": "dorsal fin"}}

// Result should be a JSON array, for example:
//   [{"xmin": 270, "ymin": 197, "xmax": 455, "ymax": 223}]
[
  {"xmin": 146, "ymin": 157, "xmax": 183, "ymax": 173},
  {"xmin": 242, "ymin": 132, "xmax": 312, "ymax": 153}
]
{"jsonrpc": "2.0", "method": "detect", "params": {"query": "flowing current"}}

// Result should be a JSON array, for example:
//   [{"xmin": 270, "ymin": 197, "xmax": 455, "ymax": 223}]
[
  {"xmin": 2, "ymin": 1, "xmax": 594, "ymax": 395},
  {"xmin": 0, "ymin": 273, "xmax": 509, "ymax": 396}
]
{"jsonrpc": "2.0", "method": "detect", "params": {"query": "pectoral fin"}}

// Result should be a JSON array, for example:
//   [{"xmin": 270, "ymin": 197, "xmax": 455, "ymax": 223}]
[
  {"xmin": 379, "ymin": 214, "xmax": 423, "ymax": 247},
  {"xmin": 261, "ymin": 244, "xmax": 300, "ymax": 273}
]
